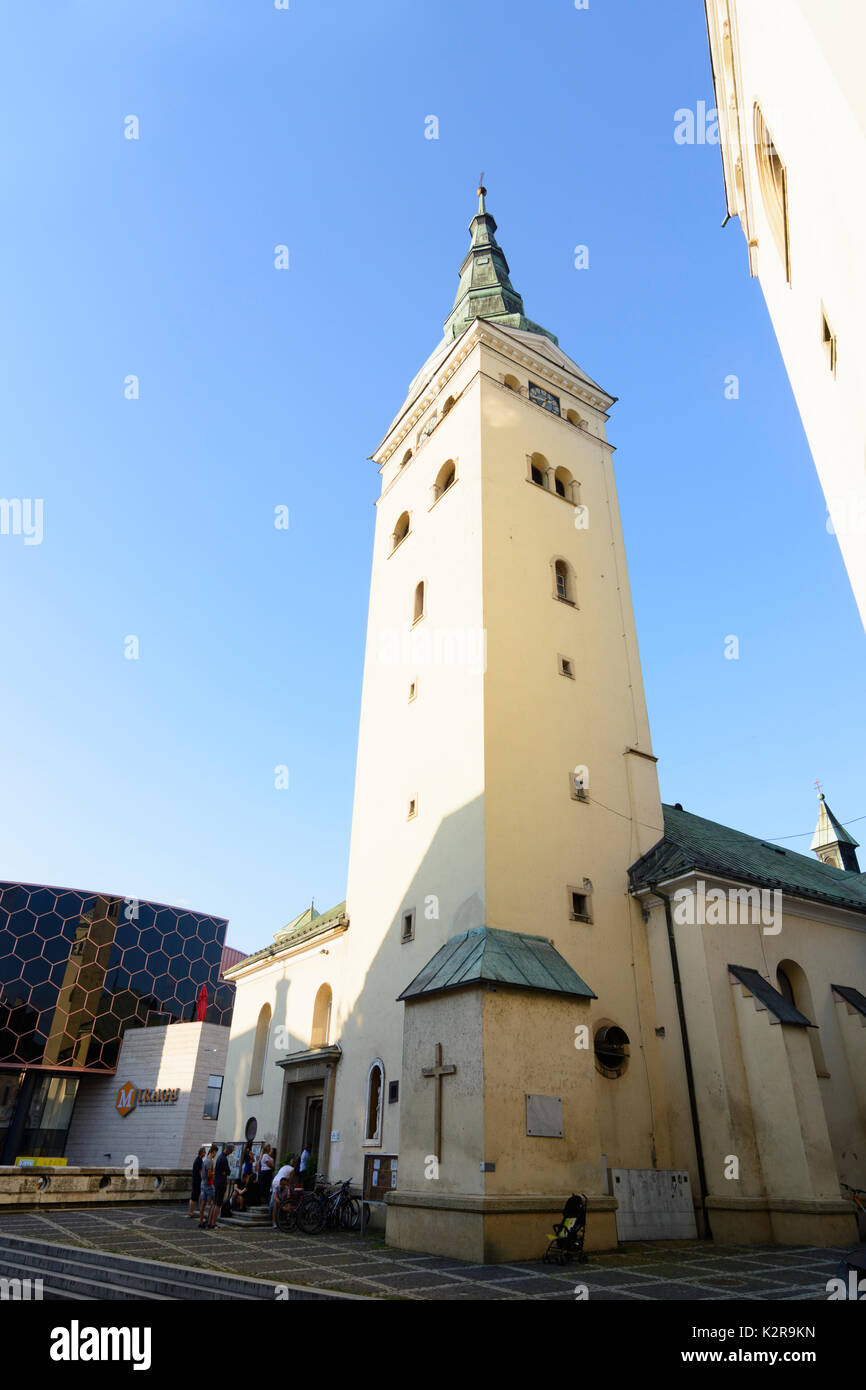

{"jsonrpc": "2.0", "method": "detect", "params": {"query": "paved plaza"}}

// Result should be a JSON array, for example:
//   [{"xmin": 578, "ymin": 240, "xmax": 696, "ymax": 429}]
[{"xmin": 0, "ymin": 1205, "xmax": 858, "ymax": 1299}]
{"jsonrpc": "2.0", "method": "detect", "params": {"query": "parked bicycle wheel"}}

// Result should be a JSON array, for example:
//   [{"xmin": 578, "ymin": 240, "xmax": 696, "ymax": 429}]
[
  {"xmin": 275, "ymin": 1198, "xmax": 296, "ymax": 1233},
  {"xmin": 296, "ymin": 1193, "xmax": 325, "ymax": 1234},
  {"xmin": 339, "ymin": 1197, "xmax": 361, "ymax": 1231}
]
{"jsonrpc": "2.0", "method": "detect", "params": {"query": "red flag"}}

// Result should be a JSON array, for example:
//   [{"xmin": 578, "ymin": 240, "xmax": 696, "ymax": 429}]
[{"xmin": 196, "ymin": 984, "xmax": 208, "ymax": 1021}]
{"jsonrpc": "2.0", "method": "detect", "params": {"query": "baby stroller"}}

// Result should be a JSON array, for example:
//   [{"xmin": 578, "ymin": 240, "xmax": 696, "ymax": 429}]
[{"xmin": 543, "ymin": 1193, "xmax": 588, "ymax": 1264}]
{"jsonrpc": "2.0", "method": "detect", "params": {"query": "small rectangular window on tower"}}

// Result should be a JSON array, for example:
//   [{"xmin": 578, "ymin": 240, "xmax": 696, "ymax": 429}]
[
  {"xmin": 407, "ymin": 797, "xmax": 417, "ymax": 820},
  {"xmin": 821, "ymin": 308, "xmax": 837, "ymax": 376},
  {"xmin": 558, "ymin": 654, "xmax": 574, "ymax": 679},
  {"xmin": 400, "ymin": 909, "xmax": 415, "ymax": 943},
  {"xmin": 408, "ymin": 678, "xmax": 417, "ymax": 702},
  {"xmin": 568, "ymin": 889, "xmax": 592, "ymax": 923}
]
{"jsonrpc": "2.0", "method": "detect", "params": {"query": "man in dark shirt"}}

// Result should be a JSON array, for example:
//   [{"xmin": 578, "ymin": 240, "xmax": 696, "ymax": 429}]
[
  {"xmin": 209, "ymin": 1143, "xmax": 233, "ymax": 1227},
  {"xmin": 189, "ymin": 1145, "xmax": 205, "ymax": 1219}
]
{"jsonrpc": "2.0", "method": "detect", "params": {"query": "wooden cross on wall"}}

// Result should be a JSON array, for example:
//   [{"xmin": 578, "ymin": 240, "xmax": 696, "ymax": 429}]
[{"xmin": 422, "ymin": 1042, "xmax": 456, "ymax": 1162}]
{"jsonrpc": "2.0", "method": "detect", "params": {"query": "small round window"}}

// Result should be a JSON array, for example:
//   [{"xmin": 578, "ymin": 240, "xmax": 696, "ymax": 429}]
[{"xmin": 594, "ymin": 1024, "xmax": 630, "ymax": 1077}]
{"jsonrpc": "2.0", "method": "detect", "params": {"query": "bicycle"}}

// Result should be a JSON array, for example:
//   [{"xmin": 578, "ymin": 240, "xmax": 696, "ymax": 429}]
[
  {"xmin": 273, "ymin": 1184, "xmax": 306, "ymax": 1233},
  {"xmin": 296, "ymin": 1176, "xmax": 360, "ymax": 1234}
]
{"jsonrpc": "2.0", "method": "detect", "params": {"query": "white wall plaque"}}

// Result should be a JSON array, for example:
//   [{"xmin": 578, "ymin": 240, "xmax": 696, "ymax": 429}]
[{"xmin": 525, "ymin": 1094, "xmax": 563, "ymax": 1138}]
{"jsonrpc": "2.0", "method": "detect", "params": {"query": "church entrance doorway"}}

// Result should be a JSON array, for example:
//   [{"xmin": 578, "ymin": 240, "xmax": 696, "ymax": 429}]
[{"xmin": 302, "ymin": 1095, "xmax": 323, "ymax": 1155}]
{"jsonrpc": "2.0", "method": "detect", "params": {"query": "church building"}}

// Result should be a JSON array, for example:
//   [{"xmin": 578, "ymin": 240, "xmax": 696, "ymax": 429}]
[{"xmin": 221, "ymin": 187, "xmax": 865, "ymax": 1261}]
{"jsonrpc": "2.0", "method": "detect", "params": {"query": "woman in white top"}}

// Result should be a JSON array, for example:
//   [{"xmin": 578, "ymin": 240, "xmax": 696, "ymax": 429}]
[
  {"xmin": 258, "ymin": 1144, "xmax": 275, "ymax": 1202},
  {"xmin": 269, "ymin": 1157, "xmax": 295, "ymax": 1228}
]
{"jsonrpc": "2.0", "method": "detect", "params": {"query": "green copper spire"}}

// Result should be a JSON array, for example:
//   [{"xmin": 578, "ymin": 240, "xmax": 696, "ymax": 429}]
[{"xmin": 442, "ymin": 180, "xmax": 559, "ymax": 346}]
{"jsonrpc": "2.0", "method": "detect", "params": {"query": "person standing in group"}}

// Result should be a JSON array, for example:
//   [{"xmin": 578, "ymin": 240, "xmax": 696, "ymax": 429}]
[
  {"xmin": 298, "ymin": 1142, "xmax": 312, "ymax": 1189},
  {"xmin": 241, "ymin": 1142, "xmax": 259, "ymax": 1206},
  {"xmin": 199, "ymin": 1144, "xmax": 218, "ymax": 1229},
  {"xmin": 209, "ymin": 1143, "xmax": 232, "ymax": 1228},
  {"xmin": 258, "ymin": 1143, "xmax": 275, "ymax": 1202},
  {"xmin": 189, "ymin": 1145, "xmax": 206, "ymax": 1219},
  {"xmin": 269, "ymin": 1154, "xmax": 296, "ymax": 1229},
  {"xmin": 231, "ymin": 1171, "xmax": 250, "ymax": 1211}
]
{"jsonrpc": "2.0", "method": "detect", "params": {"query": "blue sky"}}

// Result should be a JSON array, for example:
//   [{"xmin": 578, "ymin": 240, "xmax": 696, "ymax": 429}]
[{"xmin": 1, "ymin": 1, "xmax": 863, "ymax": 954}]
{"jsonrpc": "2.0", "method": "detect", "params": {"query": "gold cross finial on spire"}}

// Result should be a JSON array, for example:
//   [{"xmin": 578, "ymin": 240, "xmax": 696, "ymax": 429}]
[{"xmin": 815, "ymin": 778, "xmax": 824, "ymax": 797}]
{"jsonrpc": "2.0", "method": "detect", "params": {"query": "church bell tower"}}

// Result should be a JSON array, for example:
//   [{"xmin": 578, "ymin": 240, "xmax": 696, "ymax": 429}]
[{"xmin": 332, "ymin": 184, "xmax": 670, "ymax": 1261}]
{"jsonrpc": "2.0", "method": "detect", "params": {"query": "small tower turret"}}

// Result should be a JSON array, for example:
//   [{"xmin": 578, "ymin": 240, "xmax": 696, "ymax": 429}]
[{"xmin": 810, "ymin": 789, "xmax": 860, "ymax": 871}]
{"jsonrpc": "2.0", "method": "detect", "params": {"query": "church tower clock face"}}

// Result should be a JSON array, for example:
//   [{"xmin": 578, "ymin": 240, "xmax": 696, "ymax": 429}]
[{"xmin": 528, "ymin": 381, "xmax": 561, "ymax": 415}]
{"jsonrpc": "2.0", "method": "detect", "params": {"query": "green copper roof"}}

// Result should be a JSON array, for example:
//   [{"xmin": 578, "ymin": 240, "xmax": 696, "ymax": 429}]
[
  {"xmin": 397, "ymin": 926, "xmax": 596, "ymax": 1002},
  {"xmin": 223, "ymin": 900, "xmax": 348, "ymax": 974},
  {"xmin": 442, "ymin": 183, "xmax": 558, "ymax": 347},
  {"xmin": 629, "ymin": 804, "xmax": 866, "ymax": 914}
]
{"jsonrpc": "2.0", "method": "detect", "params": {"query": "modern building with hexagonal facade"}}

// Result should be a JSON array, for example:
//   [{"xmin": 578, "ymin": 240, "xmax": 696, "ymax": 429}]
[{"xmin": 0, "ymin": 880, "xmax": 237, "ymax": 1164}]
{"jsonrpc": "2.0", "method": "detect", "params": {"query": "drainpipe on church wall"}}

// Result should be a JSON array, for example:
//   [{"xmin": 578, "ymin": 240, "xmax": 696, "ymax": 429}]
[{"xmin": 648, "ymin": 882, "xmax": 712, "ymax": 1240}]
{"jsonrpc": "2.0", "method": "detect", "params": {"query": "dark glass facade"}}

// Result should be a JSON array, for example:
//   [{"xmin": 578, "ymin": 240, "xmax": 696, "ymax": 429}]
[{"xmin": 0, "ymin": 880, "xmax": 234, "ymax": 1161}]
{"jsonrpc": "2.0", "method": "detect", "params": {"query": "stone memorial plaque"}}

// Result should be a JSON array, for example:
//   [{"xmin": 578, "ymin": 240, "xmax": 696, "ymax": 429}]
[{"xmin": 525, "ymin": 1093, "xmax": 563, "ymax": 1138}]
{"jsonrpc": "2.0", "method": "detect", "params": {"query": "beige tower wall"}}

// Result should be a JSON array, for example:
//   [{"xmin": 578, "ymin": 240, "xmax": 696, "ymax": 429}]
[
  {"xmin": 478, "ymin": 349, "xmax": 670, "ymax": 1178},
  {"xmin": 223, "ymin": 317, "xmax": 677, "ymax": 1249},
  {"xmin": 328, "ymin": 344, "xmax": 488, "ymax": 1185}
]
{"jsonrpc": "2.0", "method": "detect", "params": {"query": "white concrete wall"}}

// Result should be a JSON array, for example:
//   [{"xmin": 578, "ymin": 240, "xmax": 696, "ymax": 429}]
[
  {"xmin": 64, "ymin": 1021, "xmax": 228, "ymax": 1170},
  {"xmin": 707, "ymin": 0, "xmax": 866, "ymax": 629}
]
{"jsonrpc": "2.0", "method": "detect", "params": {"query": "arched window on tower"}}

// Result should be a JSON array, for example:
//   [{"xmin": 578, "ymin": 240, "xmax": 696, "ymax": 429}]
[
  {"xmin": 391, "ymin": 511, "xmax": 410, "ymax": 551},
  {"xmin": 566, "ymin": 408, "xmax": 584, "ymax": 429},
  {"xmin": 413, "ymin": 580, "xmax": 425, "ymax": 624},
  {"xmin": 553, "ymin": 558, "xmax": 575, "ymax": 605},
  {"xmin": 400, "ymin": 449, "xmax": 413, "ymax": 468},
  {"xmin": 554, "ymin": 466, "xmax": 575, "ymax": 501},
  {"xmin": 504, "ymin": 374, "xmax": 520, "ymax": 393},
  {"xmin": 311, "ymin": 984, "xmax": 332, "ymax": 1048},
  {"xmin": 753, "ymin": 104, "xmax": 790, "ymax": 281},
  {"xmin": 248, "ymin": 1003, "xmax": 271, "ymax": 1095},
  {"xmin": 432, "ymin": 460, "xmax": 456, "ymax": 502},
  {"xmin": 529, "ymin": 452, "xmax": 548, "ymax": 488},
  {"xmin": 442, "ymin": 396, "xmax": 455, "ymax": 417},
  {"xmin": 364, "ymin": 1059, "xmax": 384, "ymax": 1146}
]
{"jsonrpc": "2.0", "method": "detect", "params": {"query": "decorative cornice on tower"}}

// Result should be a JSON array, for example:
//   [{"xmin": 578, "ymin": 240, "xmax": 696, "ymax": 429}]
[
  {"xmin": 373, "ymin": 319, "xmax": 613, "ymax": 466},
  {"xmin": 441, "ymin": 182, "xmax": 559, "ymax": 347},
  {"xmin": 810, "ymin": 792, "xmax": 860, "ymax": 873}
]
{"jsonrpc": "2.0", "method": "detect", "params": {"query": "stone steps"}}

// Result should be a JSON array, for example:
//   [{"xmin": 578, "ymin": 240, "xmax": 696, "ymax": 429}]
[
  {"xmin": 0, "ymin": 1232, "xmax": 360, "ymax": 1300},
  {"xmin": 226, "ymin": 1207, "xmax": 272, "ymax": 1227}
]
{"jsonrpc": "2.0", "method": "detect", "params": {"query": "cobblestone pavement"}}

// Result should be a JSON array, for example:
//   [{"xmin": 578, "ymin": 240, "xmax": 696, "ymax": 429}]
[{"xmin": 0, "ymin": 1206, "xmax": 858, "ymax": 1300}]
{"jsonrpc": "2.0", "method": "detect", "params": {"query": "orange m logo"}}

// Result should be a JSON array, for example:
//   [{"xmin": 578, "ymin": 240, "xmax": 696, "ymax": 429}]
[{"xmin": 115, "ymin": 1083, "xmax": 137, "ymax": 1117}]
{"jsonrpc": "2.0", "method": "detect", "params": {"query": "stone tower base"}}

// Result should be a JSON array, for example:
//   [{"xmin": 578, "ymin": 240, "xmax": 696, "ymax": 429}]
[{"xmin": 386, "ymin": 1190, "xmax": 619, "ymax": 1263}]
